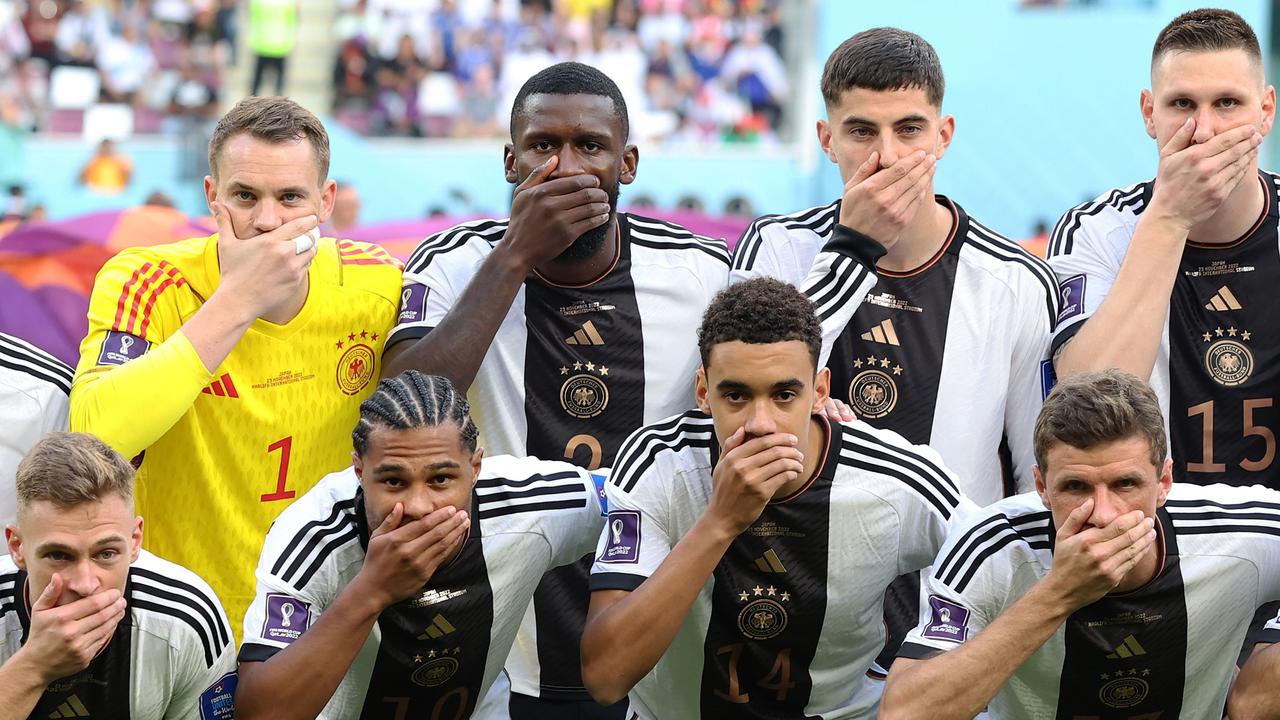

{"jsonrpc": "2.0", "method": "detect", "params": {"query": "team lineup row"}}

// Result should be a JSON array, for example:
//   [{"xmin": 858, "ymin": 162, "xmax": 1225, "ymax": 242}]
[{"xmin": 2, "ymin": 5, "xmax": 1279, "ymax": 720}]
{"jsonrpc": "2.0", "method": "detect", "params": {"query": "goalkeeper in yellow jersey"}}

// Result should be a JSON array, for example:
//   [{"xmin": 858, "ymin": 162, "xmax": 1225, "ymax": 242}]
[{"xmin": 70, "ymin": 96, "xmax": 403, "ymax": 636}]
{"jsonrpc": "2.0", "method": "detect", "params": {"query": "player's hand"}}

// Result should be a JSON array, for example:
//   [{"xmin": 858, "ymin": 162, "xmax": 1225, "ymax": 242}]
[
  {"xmin": 820, "ymin": 397, "xmax": 856, "ymax": 423},
  {"xmin": 210, "ymin": 201, "xmax": 319, "ymax": 322},
  {"xmin": 1042, "ymin": 500, "xmax": 1157, "ymax": 610},
  {"xmin": 354, "ymin": 503, "xmax": 471, "ymax": 610},
  {"xmin": 705, "ymin": 428, "xmax": 804, "ymax": 536},
  {"xmin": 838, "ymin": 150, "xmax": 937, "ymax": 250},
  {"xmin": 18, "ymin": 574, "xmax": 127, "ymax": 683},
  {"xmin": 1148, "ymin": 119, "xmax": 1262, "ymax": 232},
  {"xmin": 500, "ymin": 156, "xmax": 613, "ymax": 269}
]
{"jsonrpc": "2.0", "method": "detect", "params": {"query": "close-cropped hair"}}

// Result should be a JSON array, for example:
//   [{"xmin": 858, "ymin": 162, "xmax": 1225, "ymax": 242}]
[
  {"xmin": 697, "ymin": 277, "xmax": 822, "ymax": 369},
  {"xmin": 821, "ymin": 27, "xmax": 945, "ymax": 109},
  {"xmin": 208, "ymin": 95, "xmax": 330, "ymax": 180},
  {"xmin": 510, "ymin": 61, "xmax": 630, "ymax": 141},
  {"xmin": 1034, "ymin": 371, "xmax": 1168, "ymax": 472},
  {"xmin": 352, "ymin": 371, "xmax": 480, "ymax": 456},
  {"xmin": 15, "ymin": 432, "xmax": 135, "ymax": 516},
  {"xmin": 1151, "ymin": 8, "xmax": 1262, "ymax": 67}
]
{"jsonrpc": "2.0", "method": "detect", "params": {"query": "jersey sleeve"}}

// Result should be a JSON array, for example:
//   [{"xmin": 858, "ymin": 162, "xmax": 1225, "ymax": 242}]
[
  {"xmin": 1046, "ymin": 206, "xmax": 1128, "ymax": 358},
  {"xmin": 874, "ymin": 432, "xmax": 978, "ymax": 575},
  {"xmin": 799, "ymin": 225, "xmax": 885, "ymax": 369},
  {"xmin": 541, "ymin": 462, "xmax": 608, "ymax": 568},
  {"xmin": 166, "ymin": 608, "xmax": 238, "ymax": 720},
  {"xmin": 1005, "ymin": 271, "xmax": 1057, "ymax": 493},
  {"xmin": 730, "ymin": 219, "xmax": 810, "ymax": 285},
  {"xmin": 588, "ymin": 450, "xmax": 676, "ymax": 593},
  {"xmin": 69, "ymin": 250, "xmax": 212, "ymax": 458},
  {"xmin": 384, "ymin": 231, "xmax": 474, "ymax": 350}
]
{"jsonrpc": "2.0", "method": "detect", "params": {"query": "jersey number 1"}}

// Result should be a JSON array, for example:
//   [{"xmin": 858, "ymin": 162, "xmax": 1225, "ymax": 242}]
[{"xmin": 262, "ymin": 436, "xmax": 297, "ymax": 502}]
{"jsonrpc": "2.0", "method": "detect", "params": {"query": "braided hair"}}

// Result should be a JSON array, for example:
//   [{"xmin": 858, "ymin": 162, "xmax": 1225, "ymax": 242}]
[{"xmin": 352, "ymin": 371, "xmax": 479, "ymax": 456}]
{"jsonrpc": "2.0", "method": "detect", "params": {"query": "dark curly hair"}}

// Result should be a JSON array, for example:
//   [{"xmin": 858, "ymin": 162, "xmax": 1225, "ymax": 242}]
[
  {"xmin": 352, "ymin": 371, "xmax": 479, "ymax": 456},
  {"xmin": 697, "ymin": 278, "xmax": 822, "ymax": 370}
]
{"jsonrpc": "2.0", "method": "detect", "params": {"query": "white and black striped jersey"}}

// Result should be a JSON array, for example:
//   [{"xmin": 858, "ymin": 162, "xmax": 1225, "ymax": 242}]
[
  {"xmin": 0, "ymin": 550, "xmax": 237, "ymax": 720},
  {"xmin": 732, "ymin": 197, "xmax": 1059, "ymax": 504},
  {"xmin": 0, "ymin": 333, "xmax": 71, "ymax": 537},
  {"xmin": 589, "ymin": 410, "xmax": 974, "ymax": 719},
  {"xmin": 386, "ymin": 212, "xmax": 729, "ymax": 700},
  {"xmin": 1049, "ymin": 171, "xmax": 1280, "ymax": 487},
  {"xmin": 239, "ymin": 456, "xmax": 605, "ymax": 719},
  {"xmin": 900, "ymin": 484, "xmax": 1280, "ymax": 719}
]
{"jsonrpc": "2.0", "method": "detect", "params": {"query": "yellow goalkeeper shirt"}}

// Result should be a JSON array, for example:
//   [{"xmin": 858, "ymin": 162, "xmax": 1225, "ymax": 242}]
[{"xmin": 71, "ymin": 234, "xmax": 402, "ymax": 636}]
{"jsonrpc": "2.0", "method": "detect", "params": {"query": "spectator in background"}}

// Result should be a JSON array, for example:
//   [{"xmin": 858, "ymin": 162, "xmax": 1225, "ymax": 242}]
[
  {"xmin": 720, "ymin": 23, "xmax": 787, "ymax": 130},
  {"xmin": 330, "ymin": 180, "xmax": 361, "ymax": 232},
  {"xmin": 78, "ymin": 139, "xmax": 133, "ymax": 194},
  {"xmin": 453, "ymin": 61, "xmax": 500, "ymax": 137},
  {"xmin": 53, "ymin": 0, "xmax": 109, "ymax": 67},
  {"xmin": 3, "ymin": 184, "xmax": 26, "ymax": 220},
  {"xmin": 97, "ymin": 21, "xmax": 156, "ymax": 106},
  {"xmin": 249, "ymin": 0, "xmax": 298, "ymax": 96},
  {"xmin": 1022, "ymin": 220, "xmax": 1050, "ymax": 259}
]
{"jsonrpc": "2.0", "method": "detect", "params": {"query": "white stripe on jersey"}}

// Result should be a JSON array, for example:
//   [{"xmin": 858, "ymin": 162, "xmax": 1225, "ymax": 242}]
[{"xmin": 0, "ymin": 333, "xmax": 73, "ymax": 395}]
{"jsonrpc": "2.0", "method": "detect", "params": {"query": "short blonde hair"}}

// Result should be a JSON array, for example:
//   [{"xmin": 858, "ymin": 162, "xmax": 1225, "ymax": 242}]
[
  {"xmin": 15, "ymin": 433, "xmax": 135, "ymax": 517},
  {"xmin": 208, "ymin": 96, "xmax": 330, "ymax": 181}
]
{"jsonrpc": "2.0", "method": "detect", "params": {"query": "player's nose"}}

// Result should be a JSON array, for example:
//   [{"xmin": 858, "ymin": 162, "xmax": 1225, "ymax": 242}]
[
  {"xmin": 253, "ymin": 202, "xmax": 283, "ymax": 233},
  {"xmin": 742, "ymin": 402, "xmax": 777, "ymax": 437},
  {"xmin": 1088, "ymin": 488, "xmax": 1120, "ymax": 528},
  {"xmin": 401, "ymin": 490, "xmax": 435, "ymax": 522},
  {"xmin": 1192, "ymin": 109, "xmax": 1216, "ymax": 144},
  {"xmin": 551, "ymin": 146, "xmax": 587, "ymax": 177},
  {"xmin": 64, "ymin": 561, "xmax": 100, "ymax": 598},
  {"xmin": 877, "ymin": 138, "xmax": 902, "ymax": 168}
]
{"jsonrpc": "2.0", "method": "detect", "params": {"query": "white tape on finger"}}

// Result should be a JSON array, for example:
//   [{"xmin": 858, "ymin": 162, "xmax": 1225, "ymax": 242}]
[{"xmin": 293, "ymin": 228, "xmax": 319, "ymax": 255}]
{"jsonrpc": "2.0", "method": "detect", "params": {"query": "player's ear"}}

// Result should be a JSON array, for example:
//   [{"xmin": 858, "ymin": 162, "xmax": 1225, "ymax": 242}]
[
  {"xmin": 352, "ymin": 451, "xmax": 364, "ymax": 481},
  {"xmin": 816, "ymin": 119, "xmax": 836, "ymax": 162},
  {"xmin": 503, "ymin": 144, "xmax": 518, "ymax": 184},
  {"xmin": 1155, "ymin": 458, "xmax": 1173, "ymax": 506},
  {"xmin": 1261, "ymin": 85, "xmax": 1276, "ymax": 136},
  {"xmin": 695, "ymin": 367, "xmax": 711, "ymax": 414},
  {"xmin": 4, "ymin": 526, "xmax": 23, "ymax": 569},
  {"xmin": 810, "ymin": 367, "xmax": 831, "ymax": 413},
  {"xmin": 1034, "ymin": 466, "xmax": 1050, "ymax": 508},
  {"xmin": 130, "ymin": 516, "xmax": 143, "ymax": 562},
  {"xmin": 317, "ymin": 178, "xmax": 337, "ymax": 223},
  {"xmin": 203, "ymin": 175, "xmax": 217, "ymax": 210},
  {"xmin": 620, "ymin": 144, "xmax": 639, "ymax": 185},
  {"xmin": 1140, "ymin": 89, "xmax": 1157, "ymax": 140},
  {"xmin": 935, "ymin": 114, "xmax": 955, "ymax": 160},
  {"xmin": 469, "ymin": 446, "xmax": 484, "ymax": 480}
]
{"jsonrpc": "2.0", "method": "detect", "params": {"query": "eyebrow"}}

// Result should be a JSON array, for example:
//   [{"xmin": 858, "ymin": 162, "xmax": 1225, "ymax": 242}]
[
  {"xmin": 227, "ymin": 181, "xmax": 310, "ymax": 196},
  {"xmin": 715, "ymin": 378, "xmax": 805, "ymax": 392},
  {"xmin": 841, "ymin": 113, "xmax": 930, "ymax": 128},
  {"xmin": 35, "ymin": 536, "xmax": 127, "ymax": 555},
  {"xmin": 373, "ymin": 459, "xmax": 461, "ymax": 474}
]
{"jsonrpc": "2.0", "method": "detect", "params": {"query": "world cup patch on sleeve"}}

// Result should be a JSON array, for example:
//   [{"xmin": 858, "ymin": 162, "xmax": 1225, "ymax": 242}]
[
  {"xmin": 262, "ymin": 593, "xmax": 311, "ymax": 644},
  {"xmin": 1057, "ymin": 274, "xmax": 1087, "ymax": 324},
  {"xmin": 97, "ymin": 330, "xmax": 150, "ymax": 366},
  {"xmin": 591, "ymin": 471, "xmax": 609, "ymax": 515},
  {"xmin": 398, "ymin": 283, "xmax": 430, "ymax": 325},
  {"xmin": 199, "ymin": 671, "xmax": 237, "ymax": 720},
  {"xmin": 599, "ymin": 510, "xmax": 640, "ymax": 563},
  {"xmin": 1040, "ymin": 359, "xmax": 1057, "ymax": 400},
  {"xmin": 922, "ymin": 595, "xmax": 971, "ymax": 643}
]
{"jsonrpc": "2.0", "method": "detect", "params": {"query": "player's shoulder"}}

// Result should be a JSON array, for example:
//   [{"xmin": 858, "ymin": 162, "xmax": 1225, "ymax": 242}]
[
  {"xmin": 474, "ymin": 455, "xmax": 594, "ymax": 526},
  {"xmin": 957, "ymin": 208, "xmax": 1059, "ymax": 301},
  {"xmin": 835, "ymin": 418, "xmax": 965, "ymax": 519},
  {"xmin": 128, "ymin": 550, "xmax": 232, "ymax": 668},
  {"xmin": 260, "ymin": 467, "xmax": 362, "ymax": 585},
  {"xmin": 732, "ymin": 201, "xmax": 839, "ymax": 272},
  {"xmin": 404, "ymin": 217, "xmax": 508, "ymax": 274},
  {"xmin": 1048, "ymin": 181, "xmax": 1151, "ymax": 258},
  {"xmin": 930, "ymin": 493, "xmax": 1052, "ymax": 593},
  {"xmin": 0, "ymin": 333, "xmax": 73, "ymax": 396},
  {"xmin": 326, "ymin": 237, "xmax": 404, "ymax": 300},
  {"xmin": 624, "ymin": 213, "xmax": 730, "ymax": 268},
  {"xmin": 1165, "ymin": 482, "xmax": 1280, "ymax": 541},
  {"xmin": 95, "ymin": 234, "xmax": 213, "ymax": 287},
  {"xmin": 0, "ymin": 557, "xmax": 20, "ymax": 640},
  {"xmin": 611, "ymin": 409, "xmax": 716, "ymax": 495}
]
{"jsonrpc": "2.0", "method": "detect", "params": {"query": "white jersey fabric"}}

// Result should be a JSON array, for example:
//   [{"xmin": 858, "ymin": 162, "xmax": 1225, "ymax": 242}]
[
  {"xmin": 590, "ymin": 410, "xmax": 973, "ymax": 719},
  {"xmin": 0, "ymin": 333, "xmax": 72, "ymax": 537},
  {"xmin": 240, "ymin": 456, "xmax": 605, "ymax": 719},
  {"xmin": 900, "ymin": 483, "xmax": 1280, "ymax": 719},
  {"xmin": 733, "ymin": 197, "xmax": 1059, "ymax": 503},
  {"xmin": 387, "ymin": 212, "xmax": 729, "ymax": 700},
  {"xmin": 0, "ymin": 550, "xmax": 236, "ymax": 719}
]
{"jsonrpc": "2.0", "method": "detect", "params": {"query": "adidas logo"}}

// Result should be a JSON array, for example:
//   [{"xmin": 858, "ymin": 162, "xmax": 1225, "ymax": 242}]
[
  {"xmin": 1205, "ymin": 286, "xmax": 1242, "ymax": 311},
  {"xmin": 860, "ymin": 319, "xmax": 900, "ymax": 346},
  {"xmin": 417, "ymin": 613, "xmax": 457, "ymax": 640},
  {"xmin": 753, "ymin": 548, "xmax": 787, "ymax": 574},
  {"xmin": 200, "ymin": 373, "xmax": 239, "ymax": 398},
  {"xmin": 565, "ymin": 321, "xmax": 605, "ymax": 346},
  {"xmin": 49, "ymin": 695, "xmax": 89, "ymax": 718},
  {"xmin": 1106, "ymin": 634, "xmax": 1147, "ymax": 659}
]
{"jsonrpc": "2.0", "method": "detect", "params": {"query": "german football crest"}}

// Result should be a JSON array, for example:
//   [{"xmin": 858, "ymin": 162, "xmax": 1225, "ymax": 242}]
[
  {"xmin": 1201, "ymin": 325, "xmax": 1254, "ymax": 387},
  {"xmin": 733, "ymin": 583, "xmax": 791, "ymax": 641},
  {"xmin": 559, "ymin": 360, "xmax": 610, "ymax": 419},
  {"xmin": 335, "ymin": 329, "xmax": 377, "ymax": 396}
]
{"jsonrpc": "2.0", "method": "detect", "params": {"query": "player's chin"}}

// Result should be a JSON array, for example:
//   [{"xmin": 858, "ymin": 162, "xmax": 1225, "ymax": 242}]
[{"xmin": 555, "ymin": 222, "xmax": 611, "ymax": 263}]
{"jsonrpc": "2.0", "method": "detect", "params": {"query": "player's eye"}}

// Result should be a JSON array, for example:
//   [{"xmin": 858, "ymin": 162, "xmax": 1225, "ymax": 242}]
[
  {"xmin": 1218, "ymin": 97, "xmax": 1240, "ymax": 108},
  {"xmin": 383, "ymin": 477, "xmax": 406, "ymax": 488},
  {"xmin": 1172, "ymin": 98, "xmax": 1193, "ymax": 110},
  {"xmin": 45, "ymin": 551, "xmax": 70, "ymax": 562},
  {"xmin": 282, "ymin": 193, "xmax": 303, "ymax": 203},
  {"xmin": 533, "ymin": 141, "xmax": 554, "ymax": 152},
  {"xmin": 850, "ymin": 127, "xmax": 872, "ymax": 138},
  {"xmin": 776, "ymin": 391, "xmax": 797, "ymax": 402},
  {"xmin": 723, "ymin": 392, "xmax": 745, "ymax": 403},
  {"xmin": 97, "ymin": 549, "xmax": 120, "ymax": 561},
  {"xmin": 900, "ymin": 125, "xmax": 922, "ymax": 135},
  {"xmin": 581, "ymin": 142, "xmax": 602, "ymax": 152},
  {"xmin": 234, "ymin": 191, "xmax": 254, "ymax": 202}
]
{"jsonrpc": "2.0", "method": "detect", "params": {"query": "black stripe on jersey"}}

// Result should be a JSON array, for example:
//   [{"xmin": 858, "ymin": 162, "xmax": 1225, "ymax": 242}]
[
  {"xmin": 965, "ymin": 220, "xmax": 1060, "ymax": 326},
  {"xmin": 0, "ymin": 571, "xmax": 18, "ymax": 621},
  {"xmin": 270, "ymin": 498, "xmax": 357, "ymax": 579},
  {"xmin": 478, "ymin": 498, "xmax": 586, "ymax": 521},
  {"xmin": 627, "ymin": 214, "xmax": 731, "ymax": 265},
  {"xmin": 614, "ymin": 414, "xmax": 717, "ymax": 493},
  {"xmin": 291, "ymin": 527, "xmax": 361, "ymax": 590},
  {"xmin": 404, "ymin": 219, "xmax": 507, "ymax": 273},
  {"xmin": 131, "ymin": 567, "xmax": 231, "ymax": 668},
  {"xmin": 936, "ymin": 511, "xmax": 1051, "ymax": 592},
  {"xmin": 1166, "ymin": 497, "xmax": 1280, "ymax": 514},
  {"xmin": 807, "ymin": 255, "xmax": 875, "ymax": 323},
  {"xmin": 476, "ymin": 483, "xmax": 584, "ymax": 504},
  {"xmin": 0, "ymin": 334, "xmax": 73, "ymax": 395},
  {"xmin": 732, "ymin": 202, "xmax": 839, "ymax": 271},
  {"xmin": 475, "ymin": 470, "xmax": 581, "ymax": 489},
  {"xmin": 842, "ymin": 425, "xmax": 962, "ymax": 511},
  {"xmin": 1048, "ymin": 183, "xmax": 1147, "ymax": 257}
]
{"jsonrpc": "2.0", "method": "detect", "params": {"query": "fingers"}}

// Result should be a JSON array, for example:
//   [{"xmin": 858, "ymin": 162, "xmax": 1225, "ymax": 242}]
[
  {"xmin": 820, "ymin": 398, "xmax": 856, "ymax": 423},
  {"xmin": 33, "ymin": 573, "xmax": 63, "ymax": 611},
  {"xmin": 720, "ymin": 426, "xmax": 747, "ymax": 456},
  {"xmin": 403, "ymin": 508, "xmax": 470, "ymax": 557},
  {"xmin": 79, "ymin": 597, "xmax": 126, "ymax": 655},
  {"xmin": 1202, "ymin": 123, "xmax": 1262, "ymax": 160},
  {"xmin": 64, "ymin": 588, "xmax": 123, "ymax": 622},
  {"xmin": 210, "ymin": 201, "xmax": 239, "ymax": 244},
  {"xmin": 1057, "ymin": 498, "xmax": 1093, "ymax": 538},
  {"xmin": 566, "ymin": 212, "xmax": 613, "ymax": 239},
  {"xmin": 730, "ymin": 432, "xmax": 801, "ymax": 462},
  {"xmin": 1160, "ymin": 117, "xmax": 1196, "ymax": 157},
  {"xmin": 1112, "ymin": 523, "xmax": 1159, "ymax": 578},
  {"xmin": 373, "ymin": 503, "xmax": 405, "ymax": 539},
  {"xmin": 1096, "ymin": 513, "xmax": 1154, "ymax": 556},
  {"xmin": 264, "ymin": 214, "xmax": 320, "ymax": 246},
  {"xmin": 516, "ymin": 156, "xmax": 558, "ymax": 191},
  {"xmin": 844, "ymin": 151, "xmax": 879, "ymax": 192},
  {"xmin": 886, "ymin": 153, "xmax": 936, "ymax": 201},
  {"xmin": 77, "ymin": 592, "xmax": 126, "ymax": 634}
]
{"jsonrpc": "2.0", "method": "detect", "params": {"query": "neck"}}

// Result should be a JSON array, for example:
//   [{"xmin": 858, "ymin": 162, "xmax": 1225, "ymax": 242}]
[
  {"xmin": 877, "ymin": 194, "xmax": 951, "ymax": 273},
  {"xmin": 261, "ymin": 278, "xmax": 310, "ymax": 325},
  {"xmin": 534, "ymin": 216, "xmax": 621, "ymax": 286},
  {"xmin": 774, "ymin": 416, "xmax": 826, "ymax": 499},
  {"xmin": 1188, "ymin": 169, "xmax": 1264, "ymax": 244}
]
